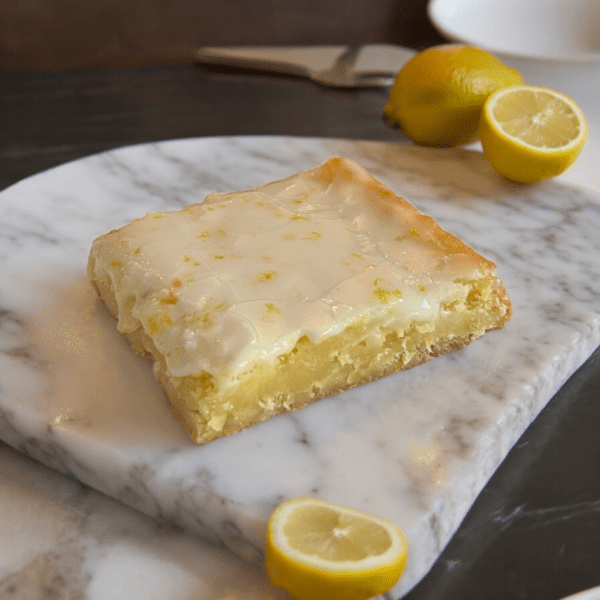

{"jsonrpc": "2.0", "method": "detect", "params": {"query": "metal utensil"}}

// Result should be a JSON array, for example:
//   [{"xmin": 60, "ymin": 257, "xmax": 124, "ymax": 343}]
[
  {"xmin": 300, "ymin": 46, "xmax": 394, "ymax": 88},
  {"xmin": 195, "ymin": 44, "xmax": 415, "ymax": 89}
]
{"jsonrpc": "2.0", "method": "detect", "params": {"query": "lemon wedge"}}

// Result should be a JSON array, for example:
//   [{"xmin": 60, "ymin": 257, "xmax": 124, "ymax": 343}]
[
  {"xmin": 479, "ymin": 84, "xmax": 588, "ymax": 183},
  {"xmin": 265, "ymin": 497, "xmax": 408, "ymax": 600}
]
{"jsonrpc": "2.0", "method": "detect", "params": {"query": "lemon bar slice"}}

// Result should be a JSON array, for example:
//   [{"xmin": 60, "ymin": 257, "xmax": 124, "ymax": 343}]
[{"xmin": 88, "ymin": 157, "xmax": 511, "ymax": 444}]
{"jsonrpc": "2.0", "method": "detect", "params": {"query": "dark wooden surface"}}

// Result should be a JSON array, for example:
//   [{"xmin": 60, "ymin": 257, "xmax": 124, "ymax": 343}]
[
  {"xmin": 1, "ymin": 62, "xmax": 600, "ymax": 600},
  {"xmin": 0, "ymin": 65, "xmax": 405, "ymax": 189},
  {"xmin": 0, "ymin": 0, "xmax": 445, "ymax": 70}
]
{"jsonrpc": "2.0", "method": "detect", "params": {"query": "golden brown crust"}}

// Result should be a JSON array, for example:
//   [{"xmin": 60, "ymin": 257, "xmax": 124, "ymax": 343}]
[{"xmin": 310, "ymin": 157, "xmax": 498, "ymax": 271}]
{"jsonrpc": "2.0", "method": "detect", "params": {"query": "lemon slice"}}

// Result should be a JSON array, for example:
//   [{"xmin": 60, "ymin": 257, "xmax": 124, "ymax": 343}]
[
  {"xmin": 266, "ymin": 497, "xmax": 408, "ymax": 600},
  {"xmin": 479, "ymin": 84, "xmax": 588, "ymax": 183}
]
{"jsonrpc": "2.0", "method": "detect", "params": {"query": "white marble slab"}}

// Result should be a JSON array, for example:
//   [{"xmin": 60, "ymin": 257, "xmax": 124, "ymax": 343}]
[
  {"xmin": 1, "ymin": 136, "xmax": 599, "ymax": 598},
  {"xmin": 0, "ymin": 440, "xmax": 287, "ymax": 600}
]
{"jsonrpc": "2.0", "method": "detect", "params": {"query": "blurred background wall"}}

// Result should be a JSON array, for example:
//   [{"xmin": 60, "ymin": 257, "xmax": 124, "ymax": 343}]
[{"xmin": 0, "ymin": 0, "xmax": 445, "ymax": 70}]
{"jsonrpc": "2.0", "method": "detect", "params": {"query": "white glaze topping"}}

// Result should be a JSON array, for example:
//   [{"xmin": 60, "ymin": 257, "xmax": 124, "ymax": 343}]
[{"xmin": 88, "ymin": 158, "xmax": 491, "ymax": 379}]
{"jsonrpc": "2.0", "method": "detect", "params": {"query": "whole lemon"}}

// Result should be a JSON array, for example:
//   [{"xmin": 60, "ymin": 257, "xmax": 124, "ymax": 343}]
[{"xmin": 384, "ymin": 44, "xmax": 523, "ymax": 147}]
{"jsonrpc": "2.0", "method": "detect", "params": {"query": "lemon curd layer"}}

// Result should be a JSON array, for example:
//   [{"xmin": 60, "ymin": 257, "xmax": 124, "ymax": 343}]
[{"xmin": 88, "ymin": 157, "xmax": 511, "ymax": 444}]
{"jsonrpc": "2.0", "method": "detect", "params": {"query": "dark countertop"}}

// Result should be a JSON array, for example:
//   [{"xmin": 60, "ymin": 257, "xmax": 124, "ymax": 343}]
[
  {"xmin": 1, "ymin": 63, "xmax": 599, "ymax": 600},
  {"xmin": 0, "ymin": 0, "xmax": 444, "ymax": 70}
]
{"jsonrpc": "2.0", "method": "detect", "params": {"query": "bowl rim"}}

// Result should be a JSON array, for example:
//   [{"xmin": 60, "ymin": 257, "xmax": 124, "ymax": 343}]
[{"xmin": 427, "ymin": 0, "xmax": 600, "ymax": 64}]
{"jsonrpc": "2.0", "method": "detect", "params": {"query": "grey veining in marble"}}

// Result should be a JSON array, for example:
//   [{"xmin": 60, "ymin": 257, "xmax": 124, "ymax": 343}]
[{"xmin": 1, "ymin": 136, "xmax": 599, "ymax": 598}]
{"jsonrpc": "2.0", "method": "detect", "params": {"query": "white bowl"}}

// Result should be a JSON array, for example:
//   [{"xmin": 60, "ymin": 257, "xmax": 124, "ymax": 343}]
[{"xmin": 427, "ymin": 0, "xmax": 600, "ymax": 107}]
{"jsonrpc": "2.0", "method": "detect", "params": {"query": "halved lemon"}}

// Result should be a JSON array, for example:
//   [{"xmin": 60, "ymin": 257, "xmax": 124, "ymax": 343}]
[
  {"xmin": 479, "ymin": 84, "xmax": 588, "ymax": 183},
  {"xmin": 265, "ymin": 497, "xmax": 408, "ymax": 600}
]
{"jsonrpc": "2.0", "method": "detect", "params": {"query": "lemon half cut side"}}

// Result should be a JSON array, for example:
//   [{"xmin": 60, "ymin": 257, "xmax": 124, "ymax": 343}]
[
  {"xmin": 479, "ymin": 84, "xmax": 588, "ymax": 184},
  {"xmin": 266, "ymin": 497, "xmax": 408, "ymax": 600}
]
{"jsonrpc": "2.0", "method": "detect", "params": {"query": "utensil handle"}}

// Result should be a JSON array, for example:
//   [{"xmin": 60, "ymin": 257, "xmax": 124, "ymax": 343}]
[{"xmin": 194, "ymin": 46, "xmax": 348, "ymax": 77}]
